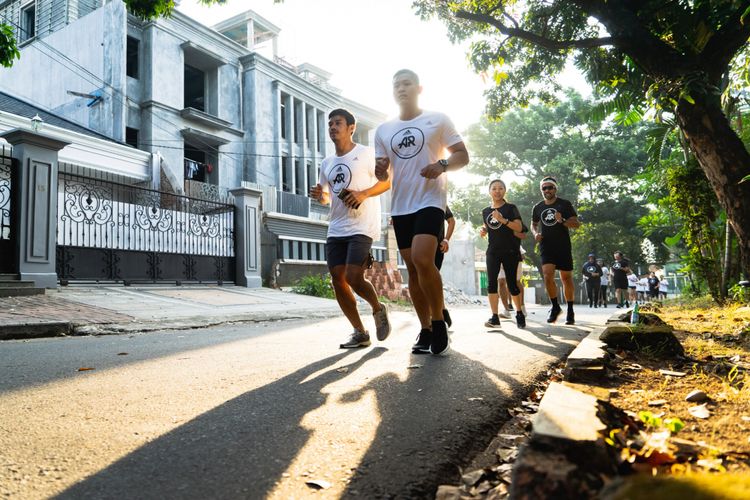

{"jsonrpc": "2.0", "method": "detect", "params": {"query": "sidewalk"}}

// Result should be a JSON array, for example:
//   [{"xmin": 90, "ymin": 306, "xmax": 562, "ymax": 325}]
[{"xmin": 0, "ymin": 285, "xmax": 344, "ymax": 340}]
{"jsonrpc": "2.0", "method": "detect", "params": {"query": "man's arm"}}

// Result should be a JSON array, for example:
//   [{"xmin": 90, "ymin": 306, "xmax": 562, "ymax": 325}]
[
  {"xmin": 344, "ymin": 179, "xmax": 391, "ymax": 208},
  {"xmin": 420, "ymin": 141, "xmax": 470, "ymax": 179},
  {"xmin": 531, "ymin": 221, "xmax": 542, "ymax": 242}
]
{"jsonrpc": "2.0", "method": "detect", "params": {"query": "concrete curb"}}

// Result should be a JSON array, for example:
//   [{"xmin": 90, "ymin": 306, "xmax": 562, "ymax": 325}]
[
  {"xmin": 0, "ymin": 322, "xmax": 73, "ymax": 341},
  {"xmin": 509, "ymin": 309, "xmax": 685, "ymax": 498}
]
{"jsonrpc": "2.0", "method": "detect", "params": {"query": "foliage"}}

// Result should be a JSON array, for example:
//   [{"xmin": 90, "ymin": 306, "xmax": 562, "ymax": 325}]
[
  {"xmin": 456, "ymin": 92, "xmax": 651, "ymax": 272},
  {"xmin": 729, "ymin": 282, "xmax": 750, "ymax": 304},
  {"xmin": 291, "ymin": 273, "xmax": 334, "ymax": 299},
  {"xmin": 0, "ymin": 24, "xmax": 19, "ymax": 68},
  {"xmin": 415, "ymin": 0, "xmax": 750, "ymax": 274},
  {"xmin": 638, "ymin": 411, "xmax": 685, "ymax": 435}
]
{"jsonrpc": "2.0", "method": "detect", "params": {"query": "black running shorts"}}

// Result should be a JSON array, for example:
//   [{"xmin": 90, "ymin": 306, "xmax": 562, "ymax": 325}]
[{"xmin": 391, "ymin": 207, "xmax": 444, "ymax": 250}]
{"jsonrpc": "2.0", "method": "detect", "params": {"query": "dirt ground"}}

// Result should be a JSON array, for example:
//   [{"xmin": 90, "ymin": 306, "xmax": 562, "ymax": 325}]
[{"xmin": 604, "ymin": 300, "xmax": 750, "ymax": 474}]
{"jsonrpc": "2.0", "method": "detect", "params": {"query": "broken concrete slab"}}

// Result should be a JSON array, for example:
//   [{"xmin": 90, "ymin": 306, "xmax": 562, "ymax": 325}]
[{"xmin": 600, "ymin": 323, "xmax": 684, "ymax": 357}]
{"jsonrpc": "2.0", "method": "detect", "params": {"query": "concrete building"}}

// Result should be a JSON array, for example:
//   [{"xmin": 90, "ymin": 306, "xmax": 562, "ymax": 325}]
[{"xmin": 0, "ymin": 0, "xmax": 387, "ymax": 286}]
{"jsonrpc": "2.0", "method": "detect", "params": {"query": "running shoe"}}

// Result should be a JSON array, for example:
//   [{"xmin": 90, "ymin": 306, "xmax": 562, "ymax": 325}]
[
  {"xmin": 508, "ymin": 303, "xmax": 514, "ymax": 312},
  {"xmin": 565, "ymin": 311, "xmax": 575, "ymax": 325},
  {"xmin": 430, "ymin": 320, "xmax": 449, "ymax": 355},
  {"xmin": 412, "ymin": 328, "xmax": 432, "ymax": 353},
  {"xmin": 443, "ymin": 308, "xmax": 452, "ymax": 328},
  {"xmin": 373, "ymin": 303, "xmax": 391, "ymax": 341},
  {"xmin": 339, "ymin": 329, "xmax": 371, "ymax": 349},
  {"xmin": 516, "ymin": 312, "xmax": 526, "ymax": 328},
  {"xmin": 498, "ymin": 309, "xmax": 511, "ymax": 319},
  {"xmin": 547, "ymin": 305, "xmax": 562, "ymax": 323},
  {"xmin": 484, "ymin": 316, "xmax": 501, "ymax": 328}
]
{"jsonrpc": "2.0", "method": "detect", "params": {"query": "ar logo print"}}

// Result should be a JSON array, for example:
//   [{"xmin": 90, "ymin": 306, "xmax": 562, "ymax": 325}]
[
  {"xmin": 390, "ymin": 127, "xmax": 424, "ymax": 159},
  {"xmin": 612, "ymin": 262, "xmax": 622, "ymax": 270},
  {"xmin": 486, "ymin": 211, "xmax": 502, "ymax": 230},
  {"xmin": 329, "ymin": 164, "xmax": 351, "ymax": 195},
  {"xmin": 541, "ymin": 208, "xmax": 559, "ymax": 226},
  {"xmin": 586, "ymin": 265, "xmax": 598, "ymax": 274}
]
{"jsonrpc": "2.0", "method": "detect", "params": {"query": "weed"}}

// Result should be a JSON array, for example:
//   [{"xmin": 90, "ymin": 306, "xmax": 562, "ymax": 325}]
[{"xmin": 291, "ymin": 273, "xmax": 335, "ymax": 299}]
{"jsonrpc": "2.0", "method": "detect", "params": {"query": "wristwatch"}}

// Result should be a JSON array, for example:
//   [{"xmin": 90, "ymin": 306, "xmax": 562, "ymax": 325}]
[{"xmin": 438, "ymin": 159, "xmax": 449, "ymax": 172}]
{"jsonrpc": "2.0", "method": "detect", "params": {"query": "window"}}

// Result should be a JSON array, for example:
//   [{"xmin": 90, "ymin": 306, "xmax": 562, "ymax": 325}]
[
  {"xmin": 20, "ymin": 2, "xmax": 35, "ymax": 43},
  {"xmin": 126, "ymin": 37, "xmax": 139, "ymax": 79},
  {"xmin": 295, "ymin": 159, "xmax": 304, "ymax": 195},
  {"xmin": 125, "ymin": 127, "xmax": 139, "ymax": 148},
  {"xmin": 280, "ymin": 94, "xmax": 287, "ymax": 140},
  {"xmin": 293, "ymin": 100, "xmax": 301, "ymax": 143},
  {"xmin": 184, "ymin": 64, "xmax": 206, "ymax": 111},
  {"xmin": 281, "ymin": 156, "xmax": 290, "ymax": 192}
]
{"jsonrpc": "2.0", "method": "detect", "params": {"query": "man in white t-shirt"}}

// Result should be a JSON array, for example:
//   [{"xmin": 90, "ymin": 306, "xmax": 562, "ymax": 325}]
[
  {"xmin": 309, "ymin": 109, "xmax": 392, "ymax": 349},
  {"xmin": 597, "ymin": 258, "xmax": 609, "ymax": 307},
  {"xmin": 374, "ymin": 69, "xmax": 469, "ymax": 355}
]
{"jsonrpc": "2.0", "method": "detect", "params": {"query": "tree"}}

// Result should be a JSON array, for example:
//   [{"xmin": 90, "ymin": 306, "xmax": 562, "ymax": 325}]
[
  {"xmin": 455, "ymin": 92, "xmax": 651, "ymax": 273},
  {"xmin": 0, "ymin": 0, "xmax": 226, "ymax": 67},
  {"xmin": 415, "ymin": 0, "xmax": 750, "ymax": 275}
]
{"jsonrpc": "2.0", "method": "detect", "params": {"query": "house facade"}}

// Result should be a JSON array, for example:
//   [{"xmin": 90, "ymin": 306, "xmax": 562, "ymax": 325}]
[{"xmin": 0, "ymin": 0, "xmax": 388, "ymax": 286}]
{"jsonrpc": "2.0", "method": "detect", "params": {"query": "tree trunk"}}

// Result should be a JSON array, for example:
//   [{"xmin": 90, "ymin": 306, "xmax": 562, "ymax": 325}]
[{"xmin": 675, "ymin": 96, "xmax": 750, "ymax": 279}]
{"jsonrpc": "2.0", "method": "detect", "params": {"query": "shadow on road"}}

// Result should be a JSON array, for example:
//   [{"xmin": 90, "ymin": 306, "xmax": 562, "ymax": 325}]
[{"xmin": 55, "ymin": 348, "xmax": 383, "ymax": 499}]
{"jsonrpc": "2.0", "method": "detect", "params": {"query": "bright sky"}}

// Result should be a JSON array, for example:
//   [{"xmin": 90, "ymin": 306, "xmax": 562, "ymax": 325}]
[
  {"xmin": 178, "ymin": 0, "xmax": 492, "ymax": 132},
  {"xmin": 178, "ymin": 0, "xmax": 590, "ymax": 189}
]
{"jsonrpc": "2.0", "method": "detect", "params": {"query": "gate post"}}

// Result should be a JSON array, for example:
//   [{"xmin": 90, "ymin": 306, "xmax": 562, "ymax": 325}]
[
  {"xmin": 230, "ymin": 186, "xmax": 263, "ymax": 288},
  {"xmin": 1, "ymin": 130, "xmax": 70, "ymax": 288}
]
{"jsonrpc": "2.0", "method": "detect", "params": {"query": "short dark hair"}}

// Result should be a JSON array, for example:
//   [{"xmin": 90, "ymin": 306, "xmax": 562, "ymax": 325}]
[
  {"xmin": 393, "ymin": 69, "xmax": 419, "ymax": 84},
  {"xmin": 328, "ymin": 108, "xmax": 356, "ymax": 126}
]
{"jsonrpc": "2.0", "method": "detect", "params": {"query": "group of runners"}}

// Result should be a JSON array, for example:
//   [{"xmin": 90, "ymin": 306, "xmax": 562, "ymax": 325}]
[
  {"xmin": 310, "ymin": 69, "xmax": 584, "ymax": 356},
  {"xmin": 582, "ymin": 253, "xmax": 669, "ymax": 308}
]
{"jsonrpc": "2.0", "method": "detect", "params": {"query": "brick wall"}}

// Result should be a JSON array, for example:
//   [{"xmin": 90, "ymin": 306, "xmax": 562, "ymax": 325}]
[{"xmin": 364, "ymin": 261, "xmax": 411, "ymax": 303}]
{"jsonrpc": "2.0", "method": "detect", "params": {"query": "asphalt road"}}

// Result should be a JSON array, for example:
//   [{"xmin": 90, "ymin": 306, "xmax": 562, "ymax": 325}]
[{"xmin": 0, "ymin": 305, "xmax": 607, "ymax": 499}]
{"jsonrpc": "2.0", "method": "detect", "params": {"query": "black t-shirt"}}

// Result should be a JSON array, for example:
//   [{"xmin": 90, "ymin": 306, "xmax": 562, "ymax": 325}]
[
  {"xmin": 438, "ymin": 205, "xmax": 454, "ymax": 241},
  {"xmin": 532, "ymin": 197, "xmax": 577, "ymax": 252},
  {"xmin": 647, "ymin": 276, "xmax": 660, "ymax": 292},
  {"xmin": 483, "ymin": 203, "xmax": 522, "ymax": 255},
  {"xmin": 610, "ymin": 258, "xmax": 630, "ymax": 279},
  {"xmin": 582, "ymin": 261, "xmax": 602, "ymax": 280}
]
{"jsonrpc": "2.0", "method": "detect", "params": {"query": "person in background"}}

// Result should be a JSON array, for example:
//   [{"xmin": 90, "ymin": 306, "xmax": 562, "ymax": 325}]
[
  {"xmin": 531, "ymin": 176, "xmax": 581, "ymax": 325},
  {"xmin": 611, "ymin": 251, "xmax": 631, "ymax": 308},
  {"xmin": 636, "ymin": 274, "xmax": 648, "ymax": 304},
  {"xmin": 598, "ymin": 258, "xmax": 610, "ymax": 307},
  {"xmin": 581, "ymin": 253, "xmax": 602, "ymax": 308},
  {"xmin": 480, "ymin": 179, "xmax": 527, "ymax": 329},
  {"xmin": 435, "ymin": 205, "xmax": 456, "ymax": 327},
  {"xmin": 659, "ymin": 275, "xmax": 669, "ymax": 300},
  {"xmin": 627, "ymin": 270, "xmax": 639, "ymax": 306},
  {"xmin": 647, "ymin": 272, "xmax": 660, "ymax": 300}
]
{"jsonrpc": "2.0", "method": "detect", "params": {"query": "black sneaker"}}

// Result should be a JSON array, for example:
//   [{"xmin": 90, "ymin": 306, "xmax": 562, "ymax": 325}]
[
  {"xmin": 516, "ymin": 312, "xmax": 526, "ymax": 328},
  {"xmin": 443, "ymin": 308, "xmax": 452, "ymax": 328},
  {"xmin": 565, "ymin": 311, "xmax": 575, "ymax": 325},
  {"xmin": 412, "ymin": 329, "xmax": 432, "ymax": 354},
  {"xmin": 508, "ymin": 304, "xmax": 514, "ymax": 312},
  {"xmin": 484, "ymin": 316, "xmax": 500, "ymax": 328},
  {"xmin": 547, "ymin": 305, "xmax": 562, "ymax": 323},
  {"xmin": 430, "ymin": 320, "xmax": 449, "ymax": 355}
]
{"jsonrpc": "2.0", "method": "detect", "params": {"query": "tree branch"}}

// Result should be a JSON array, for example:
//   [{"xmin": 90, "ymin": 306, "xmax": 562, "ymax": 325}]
[
  {"xmin": 700, "ymin": 6, "xmax": 750, "ymax": 81},
  {"xmin": 454, "ymin": 9, "xmax": 614, "ymax": 51}
]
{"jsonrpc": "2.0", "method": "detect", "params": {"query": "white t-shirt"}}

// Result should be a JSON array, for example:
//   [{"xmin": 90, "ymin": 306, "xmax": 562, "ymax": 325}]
[
  {"xmin": 659, "ymin": 279, "xmax": 669, "ymax": 293},
  {"xmin": 627, "ymin": 273, "xmax": 639, "ymax": 288},
  {"xmin": 319, "ymin": 144, "xmax": 381, "ymax": 240},
  {"xmin": 637, "ymin": 277, "xmax": 648, "ymax": 292},
  {"xmin": 600, "ymin": 266, "xmax": 609, "ymax": 286},
  {"xmin": 374, "ymin": 110, "xmax": 462, "ymax": 216}
]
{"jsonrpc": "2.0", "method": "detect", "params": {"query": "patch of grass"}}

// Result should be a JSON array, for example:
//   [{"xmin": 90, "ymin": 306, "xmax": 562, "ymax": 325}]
[{"xmin": 291, "ymin": 273, "xmax": 334, "ymax": 299}]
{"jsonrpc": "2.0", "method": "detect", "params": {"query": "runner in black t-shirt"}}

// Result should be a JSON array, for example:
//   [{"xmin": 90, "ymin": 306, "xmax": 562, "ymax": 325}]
[
  {"xmin": 647, "ymin": 272, "xmax": 660, "ymax": 300},
  {"xmin": 581, "ymin": 253, "xmax": 602, "ymax": 308},
  {"xmin": 610, "ymin": 250, "xmax": 631, "ymax": 308},
  {"xmin": 435, "ymin": 205, "xmax": 455, "ymax": 327},
  {"xmin": 531, "ymin": 176, "xmax": 580, "ymax": 324},
  {"xmin": 481, "ymin": 179, "xmax": 526, "ymax": 329}
]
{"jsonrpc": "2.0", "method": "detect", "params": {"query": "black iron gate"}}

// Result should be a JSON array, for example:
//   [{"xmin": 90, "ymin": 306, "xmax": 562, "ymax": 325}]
[
  {"xmin": 56, "ymin": 171, "xmax": 235, "ymax": 284},
  {"xmin": 0, "ymin": 146, "xmax": 14, "ymax": 273}
]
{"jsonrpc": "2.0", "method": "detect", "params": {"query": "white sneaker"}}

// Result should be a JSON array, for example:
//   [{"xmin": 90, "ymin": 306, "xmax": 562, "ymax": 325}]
[
  {"xmin": 498, "ymin": 310, "xmax": 511, "ymax": 319},
  {"xmin": 373, "ymin": 303, "xmax": 391, "ymax": 341},
  {"xmin": 339, "ymin": 329, "xmax": 371, "ymax": 349}
]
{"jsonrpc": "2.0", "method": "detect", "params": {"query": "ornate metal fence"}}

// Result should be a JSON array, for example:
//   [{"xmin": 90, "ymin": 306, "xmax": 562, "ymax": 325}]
[
  {"xmin": 56, "ymin": 172, "xmax": 235, "ymax": 283},
  {"xmin": 0, "ymin": 145, "xmax": 13, "ymax": 273}
]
